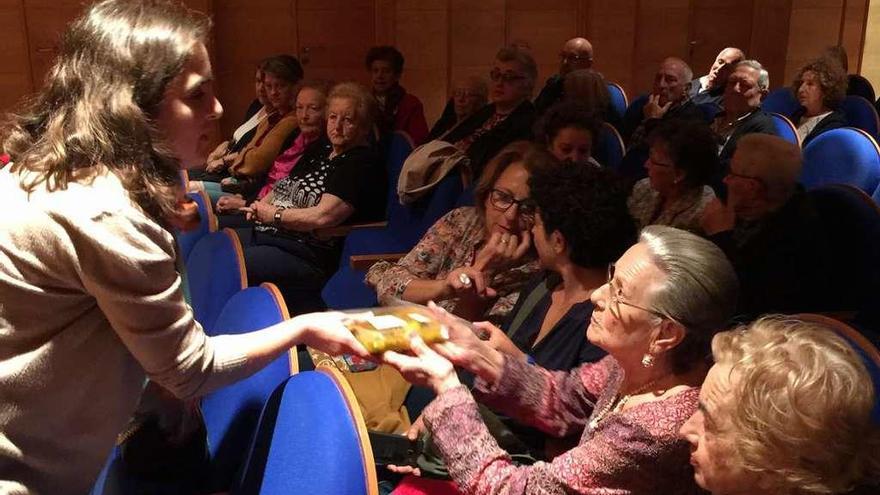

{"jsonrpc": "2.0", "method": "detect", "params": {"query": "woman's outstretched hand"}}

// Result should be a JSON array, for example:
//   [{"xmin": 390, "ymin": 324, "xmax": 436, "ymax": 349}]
[{"xmin": 383, "ymin": 334, "xmax": 460, "ymax": 394}]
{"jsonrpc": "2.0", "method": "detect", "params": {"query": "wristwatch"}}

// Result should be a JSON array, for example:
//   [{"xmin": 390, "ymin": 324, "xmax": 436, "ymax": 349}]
[{"xmin": 273, "ymin": 206, "xmax": 286, "ymax": 225}]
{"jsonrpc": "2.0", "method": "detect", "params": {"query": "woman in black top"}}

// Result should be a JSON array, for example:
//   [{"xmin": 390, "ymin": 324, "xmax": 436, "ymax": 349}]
[{"xmin": 239, "ymin": 82, "xmax": 387, "ymax": 313}]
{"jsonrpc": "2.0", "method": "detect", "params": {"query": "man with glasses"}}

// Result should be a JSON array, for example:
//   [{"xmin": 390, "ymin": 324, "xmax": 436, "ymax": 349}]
[
  {"xmin": 534, "ymin": 37, "xmax": 594, "ymax": 115},
  {"xmin": 701, "ymin": 134, "xmax": 832, "ymax": 317}
]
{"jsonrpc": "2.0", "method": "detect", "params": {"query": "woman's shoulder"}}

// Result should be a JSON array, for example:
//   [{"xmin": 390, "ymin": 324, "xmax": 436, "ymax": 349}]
[{"xmin": 625, "ymin": 386, "xmax": 700, "ymax": 438}]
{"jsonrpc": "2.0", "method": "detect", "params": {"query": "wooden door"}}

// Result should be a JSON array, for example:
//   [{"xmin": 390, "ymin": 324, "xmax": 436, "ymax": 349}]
[
  {"xmin": 296, "ymin": 0, "xmax": 377, "ymax": 84},
  {"xmin": 687, "ymin": 0, "xmax": 754, "ymax": 81}
]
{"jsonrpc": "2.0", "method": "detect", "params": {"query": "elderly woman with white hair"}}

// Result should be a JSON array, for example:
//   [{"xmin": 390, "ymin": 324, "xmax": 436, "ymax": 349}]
[
  {"xmin": 383, "ymin": 226, "xmax": 739, "ymax": 494},
  {"xmin": 681, "ymin": 316, "xmax": 880, "ymax": 494}
]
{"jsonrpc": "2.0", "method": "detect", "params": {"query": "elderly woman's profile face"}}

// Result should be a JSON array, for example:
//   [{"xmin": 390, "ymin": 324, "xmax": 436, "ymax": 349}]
[
  {"xmin": 797, "ymin": 70, "xmax": 825, "ymax": 115},
  {"xmin": 255, "ymin": 69, "xmax": 268, "ymax": 107},
  {"xmin": 645, "ymin": 140, "xmax": 683, "ymax": 195},
  {"xmin": 680, "ymin": 364, "xmax": 760, "ymax": 495},
  {"xmin": 326, "ymin": 96, "xmax": 363, "ymax": 150},
  {"xmin": 156, "ymin": 42, "xmax": 222, "ymax": 168},
  {"xmin": 587, "ymin": 243, "xmax": 666, "ymax": 357}
]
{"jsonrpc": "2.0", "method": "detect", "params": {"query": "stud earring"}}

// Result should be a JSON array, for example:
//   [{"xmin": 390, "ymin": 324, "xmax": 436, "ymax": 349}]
[{"xmin": 641, "ymin": 353, "xmax": 655, "ymax": 368}]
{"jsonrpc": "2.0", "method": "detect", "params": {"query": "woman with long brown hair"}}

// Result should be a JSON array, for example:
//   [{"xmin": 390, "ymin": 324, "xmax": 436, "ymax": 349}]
[{"xmin": 0, "ymin": 1, "xmax": 366, "ymax": 493}]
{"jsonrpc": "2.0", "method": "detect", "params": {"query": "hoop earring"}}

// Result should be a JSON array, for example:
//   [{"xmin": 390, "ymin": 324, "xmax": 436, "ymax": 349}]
[{"xmin": 641, "ymin": 353, "xmax": 655, "ymax": 368}]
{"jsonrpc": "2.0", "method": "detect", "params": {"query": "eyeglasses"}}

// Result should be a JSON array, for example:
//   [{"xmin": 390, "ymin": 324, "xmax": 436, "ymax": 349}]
[
  {"xmin": 726, "ymin": 170, "xmax": 762, "ymax": 183},
  {"xmin": 489, "ymin": 189, "xmax": 536, "ymax": 219},
  {"xmin": 605, "ymin": 263, "xmax": 668, "ymax": 320},
  {"xmin": 489, "ymin": 69, "xmax": 526, "ymax": 84},
  {"xmin": 559, "ymin": 52, "xmax": 592, "ymax": 63},
  {"xmin": 647, "ymin": 154, "xmax": 676, "ymax": 168}
]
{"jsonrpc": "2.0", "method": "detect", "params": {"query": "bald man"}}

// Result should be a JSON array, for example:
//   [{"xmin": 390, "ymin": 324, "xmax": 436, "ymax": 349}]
[
  {"xmin": 690, "ymin": 47, "xmax": 745, "ymax": 110},
  {"xmin": 622, "ymin": 57, "xmax": 704, "ymax": 145},
  {"xmin": 701, "ymin": 134, "xmax": 833, "ymax": 316},
  {"xmin": 533, "ymin": 37, "xmax": 593, "ymax": 115}
]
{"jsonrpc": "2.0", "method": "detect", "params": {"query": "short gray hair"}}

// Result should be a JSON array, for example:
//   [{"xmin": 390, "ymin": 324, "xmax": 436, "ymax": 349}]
[
  {"xmin": 736, "ymin": 59, "xmax": 770, "ymax": 90},
  {"xmin": 496, "ymin": 45, "xmax": 538, "ymax": 91},
  {"xmin": 639, "ymin": 226, "xmax": 739, "ymax": 373}
]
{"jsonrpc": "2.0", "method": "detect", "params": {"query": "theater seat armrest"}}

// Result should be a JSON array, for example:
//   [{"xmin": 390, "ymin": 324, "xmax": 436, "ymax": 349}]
[
  {"xmin": 314, "ymin": 221, "xmax": 388, "ymax": 238},
  {"xmin": 350, "ymin": 252, "xmax": 407, "ymax": 270}
]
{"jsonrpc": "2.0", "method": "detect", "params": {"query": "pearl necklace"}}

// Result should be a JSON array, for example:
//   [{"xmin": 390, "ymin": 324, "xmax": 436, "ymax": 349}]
[{"xmin": 588, "ymin": 375, "xmax": 668, "ymax": 430}]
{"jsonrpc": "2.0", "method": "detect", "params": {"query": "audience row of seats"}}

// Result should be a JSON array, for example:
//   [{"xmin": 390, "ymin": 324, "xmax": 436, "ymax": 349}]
[{"xmin": 93, "ymin": 230, "xmax": 379, "ymax": 494}]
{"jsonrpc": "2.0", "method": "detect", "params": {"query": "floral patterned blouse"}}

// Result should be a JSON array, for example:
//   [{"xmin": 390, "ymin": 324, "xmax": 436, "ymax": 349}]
[
  {"xmin": 421, "ymin": 356, "xmax": 704, "ymax": 495},
  {"xmin": 627, "ymin": 178, "xmax": 716, "ymax": 235},
  {"xmin": 365, "ymin": 207, "xmax": 539, "ymax": 321}
]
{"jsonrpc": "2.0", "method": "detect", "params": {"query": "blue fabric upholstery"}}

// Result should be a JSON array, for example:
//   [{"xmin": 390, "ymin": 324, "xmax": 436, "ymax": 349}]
[
  {"xmin": 873, "ymin": 182, "xmax": 880, "ymax": 204},
  {"xmin": 594, "ymin": 122, "xmax": 625, "ymax": 169},
  {"xmin": 801, "ymin": 127, "xmax": 880, "ymax": 194},
  {"xmin": 186, "ymin": 229, "xmax": 247, "ymax": 332},
  {"xmin": 322, "ymin": 171, "xmax": 463, "ymax": 310},
  {"xmin": 606, "ymin": 82, "xmax": 628, "ymax": 123},
  {"xmin": 761, "ymin": 88, "xmax": 800, "ymax": 117},
  {"xmin": 177, "ymin": 190, "xmax": 212, "ymax": 263},
  {"xmin": 236, "ymin": 371, "xmax": 374, "ymax": 495},
  {"xmin": 201, "ymin": 285, "xmax": 292, "ymax": 491},
  {"xmin": 770, "ymin": 112, "xmax": 800, "ymax": 147},
  {"xmin": 840, "ymin": 95, "xmax": 880, "ymax": 139},
  {"xmin": 807, "ymin": 185, "xmax": 880, "ymax": 317}
]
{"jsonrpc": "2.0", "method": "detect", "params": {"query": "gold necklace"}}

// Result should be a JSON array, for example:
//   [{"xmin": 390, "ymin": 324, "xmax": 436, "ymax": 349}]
[{"xmin": 588, "ymin": 375, "xmax": 669, "ymax": 430}]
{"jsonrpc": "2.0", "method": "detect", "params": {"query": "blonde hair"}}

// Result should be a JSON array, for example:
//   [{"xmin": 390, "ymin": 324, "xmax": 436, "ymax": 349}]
[
  {"xmin": 712, "ymin": 316, "xmax": 880, "ymax": 494},
  {"xmin": 327, "ymin": 82, "xmax": 377, "ymax": 131}
]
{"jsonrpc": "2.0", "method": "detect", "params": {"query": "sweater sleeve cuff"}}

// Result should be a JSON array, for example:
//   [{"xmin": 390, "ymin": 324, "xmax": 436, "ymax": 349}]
[{"xmin": 473, "ymin": 353, "xmax": 527, "ymax": 398}]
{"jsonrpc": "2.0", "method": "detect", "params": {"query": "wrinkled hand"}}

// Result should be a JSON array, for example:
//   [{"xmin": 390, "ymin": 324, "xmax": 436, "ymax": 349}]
[
  {"xmin": 205, "ymin": 157, "xmax": 228, "ymax": 174},
  {"xmin": 643, "ymin": 94, "xmax": 672, "ymax": 120},
  {"xmin": 422, "ymin": 303, "xmax": 505, "ymax": 383},
  {"xmin": 386, "ymin": 414, "xmax": 428, "ymax": 476},
  {"xmin": 207, "ymin": 140, "xmax": 230, "ymax": 163},
  {"xmin": 292, "ymin": 311, "xmax": 372, "ymax": 359},
  {"xmin": 383, "ymin": 335, "xmax": 460, "ymax": 394},
  {"xmin": 700, "ymin": 197, "xmax": 736, "ymax": 235},
  {"xmin": 216, "ymin": 194, "xmax": 246, "ymax": 214},
  {"xmin": 473, "ymin": 230, "xmax": 531, "ymax": 276},
  {"xmin": 474, "ymin": 321, "xmax": 525, "ymax": 360},
  {"xmin": 240, "ymin": 201, "xmax": 275, "ymax": 224},
  {"xmin": 444, "ymin": 266, "xmax": 497, "ymax": 300}
]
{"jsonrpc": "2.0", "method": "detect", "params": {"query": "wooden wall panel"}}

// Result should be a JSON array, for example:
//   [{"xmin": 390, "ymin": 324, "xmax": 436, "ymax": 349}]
[
  {"xmin": 841, "ymin": 0, "xmax": 869, "ymax": 72},
  {"xmin": 861, "ymin": 0, "xmax": 880, "ymax": 88},
  {"xmin": 784, "ymin": 0, "xmax": 845, "ymax": 85},
  {"xmin": 631, "ymin": 0, "xmax": 691, "ymax": 96},
  {"xmin": 689, "ymin": 0, "xmax": 755, "ymax": 79},
  {"xmin": 23, "ymin": 0, "xmax": 86, "ymax": 88},
  {"xmin": 588, "ymin": 0, "xmax": 637, "ymax": 95},
  {"xmin": 448, "ymin": 1, "xmax": 505, "ymax": 103},
  {"xmin": 0, "ymin": 0, "xmax": 33, "ymax": 112},
  {"xmin": 395, "ymin": 2, "xmax": 449, "ymax": 125},
  {"xmin": 507, "ymin": 2, "xmax": 579, "ymax": 102},
  {"xmin": 212, "ymin": 0, "xmax": 296, "ymax": 133},
  {"xmin": 750, "ymin": 0, "xmax": 793, "ymax": 90}
]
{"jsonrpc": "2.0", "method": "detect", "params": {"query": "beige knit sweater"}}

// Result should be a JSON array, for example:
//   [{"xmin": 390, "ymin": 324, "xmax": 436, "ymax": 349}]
[{"xmin": 0, "ymin": 166, "xmax": 250, "ymax": 495}]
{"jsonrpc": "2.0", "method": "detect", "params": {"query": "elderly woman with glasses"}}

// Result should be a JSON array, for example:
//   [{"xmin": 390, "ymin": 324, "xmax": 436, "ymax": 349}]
[
  {"xmin": 439, "ymin": 46, "xmax": 538, "ymax": 177},
  {"xmin": 367, "ymin": 142, "xmax": 543, "ymax": 323},
  {"xmin": 681, "ymin": 316, "xmax": 880, "ymax": 495},
  {"xmin": 383, "ymin": 225, "xmax": 739, "ymax": 494},
  {"xmin": 628, "ymin": 119, "xmax": 719, "ymax": 234}
]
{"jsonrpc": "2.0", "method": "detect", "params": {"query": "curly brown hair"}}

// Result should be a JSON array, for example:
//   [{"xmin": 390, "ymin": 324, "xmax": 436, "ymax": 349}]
[{"xmin": 792, "ymin": 57, "xmax": 848, "ymax": 110}]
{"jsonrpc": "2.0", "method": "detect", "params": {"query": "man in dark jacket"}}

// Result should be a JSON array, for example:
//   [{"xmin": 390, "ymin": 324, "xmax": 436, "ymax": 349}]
[
  {"xmin": 712, "ymin": 60, "xmax": 777, "ymax": 187},
  {"xmin": 701, "ymin": 134, "xmax": 832, "ymax": 318},
  {"xmin": 533, "ymin": 37, "xmax": 593, "ymax": 115}
]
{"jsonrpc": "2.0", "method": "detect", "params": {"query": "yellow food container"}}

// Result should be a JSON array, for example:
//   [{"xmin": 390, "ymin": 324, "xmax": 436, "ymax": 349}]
[{"xmin": 343, "ymin": 305, "xmax": 449, "ymax": 354}]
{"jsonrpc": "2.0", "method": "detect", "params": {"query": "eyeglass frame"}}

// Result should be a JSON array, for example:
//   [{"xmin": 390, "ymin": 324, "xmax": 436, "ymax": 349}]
[
  {"xmin": 488, "ymin": 188, "xmax": 537, "ymax": 219},
  {"xmin": 559, "ymin": 52, "xmax": 592, "ymax": 63},
  {"xmin": 605, "ymin": 262, "xmax": 672, "ymax": 322},
  {"xmin": 489, "ymin": 68, "xmax": 527, "ymax": 84},
  {"xmin": 725, "ymin": 170, "xmax": 763, "ymax": 183}
]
